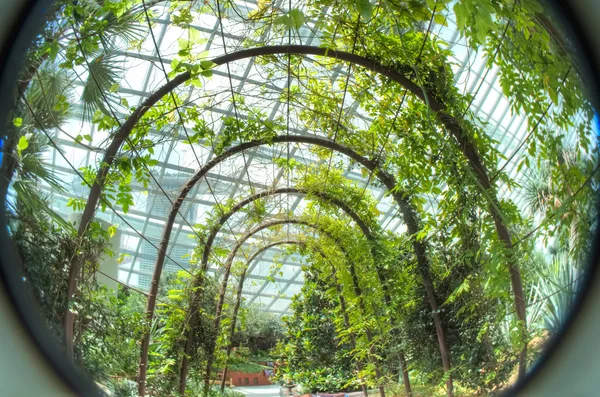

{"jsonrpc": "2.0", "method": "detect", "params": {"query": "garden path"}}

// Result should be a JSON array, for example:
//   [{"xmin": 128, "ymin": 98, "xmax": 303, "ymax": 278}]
[{"xmin": 236, "ymin": 384, "xmax": 280, "ymax": 396}]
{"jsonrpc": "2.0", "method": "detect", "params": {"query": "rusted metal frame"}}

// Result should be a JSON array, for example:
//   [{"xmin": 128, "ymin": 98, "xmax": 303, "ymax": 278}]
[
  {"xmin": 201, "ymin": 219, "xmax": 310, "ymax": 390},
  {"xmin": 202, "ymin": 186, "xmax": 411, "ymax": 395},
  {"xmin": 218, "ymin": 239, "xmax": 369, "ymax": 397},
  {"xmin": 198, "ymin": 190, "xmax": 380, "ymax": 392},
  {"xmin": 218, "ymin": 240, "xmax": 307, "ymax": 394}
]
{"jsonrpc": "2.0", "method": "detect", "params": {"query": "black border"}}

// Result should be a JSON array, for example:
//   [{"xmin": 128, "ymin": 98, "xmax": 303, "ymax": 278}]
[
  {"xmin": 0, "ymin": 0, "xmax": 102, "ymax": 395},
  {"xmin": 504, "ymin": 0, "xmax": 600, "ymax": 392},
  {"xmin": 0, "ymin": 1, "xmax": 598, "ymax": 396}
]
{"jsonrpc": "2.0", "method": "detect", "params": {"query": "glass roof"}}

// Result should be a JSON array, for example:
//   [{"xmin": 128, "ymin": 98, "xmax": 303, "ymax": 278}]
[{"xmin": 33, "ymin": 0, "xmax": 593, "ymax": 316}]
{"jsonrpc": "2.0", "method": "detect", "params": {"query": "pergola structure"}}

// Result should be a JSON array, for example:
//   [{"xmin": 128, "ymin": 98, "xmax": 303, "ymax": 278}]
[
  {"xmin": 4, "ymin": 1, "xmax": 595, "ymax": 396},
  {"xmin": 37, "ymin": 1, "xmax": 579, "ymax": 319}
]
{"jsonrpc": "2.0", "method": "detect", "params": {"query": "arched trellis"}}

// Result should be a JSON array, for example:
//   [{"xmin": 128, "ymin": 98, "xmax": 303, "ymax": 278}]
[
  {"xmin": 67, "ymin": 44, "xmax": 526, "ymax": 392},
  {"xmin": 197, "ymin": 186, "xmax": 395, "ymax": 311},
  {"xmin": 196, "ymin": 186, "xmax": 412, "ymax": 394},
  {"xmin": 218, "ymin": 239, "xmax": 373, "ymax": 397},
  {"xmin": 137, "ymin": 134, "xmax": 451, "ymax": 396},
  {"xmin": 205, "ymin": 219, "xmax": 389, "ymax": 397}
]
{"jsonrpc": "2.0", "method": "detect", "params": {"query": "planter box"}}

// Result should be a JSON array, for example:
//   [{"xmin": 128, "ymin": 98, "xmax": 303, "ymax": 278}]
[{"xmin": 225, "ymin": 370, "xmax": 272, "ymax": 386}]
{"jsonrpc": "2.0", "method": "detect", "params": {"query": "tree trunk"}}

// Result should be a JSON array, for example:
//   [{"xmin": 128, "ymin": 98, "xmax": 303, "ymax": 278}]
[{"xmin": 399, "ymin": 352, "xmax": 412, "ymax": 397}]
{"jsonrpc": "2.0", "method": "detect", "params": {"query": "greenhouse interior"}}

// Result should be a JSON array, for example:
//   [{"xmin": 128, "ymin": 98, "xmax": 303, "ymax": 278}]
[{"xmin": 1, "ymin": 0, "xmax": 598, "ymax": 396}]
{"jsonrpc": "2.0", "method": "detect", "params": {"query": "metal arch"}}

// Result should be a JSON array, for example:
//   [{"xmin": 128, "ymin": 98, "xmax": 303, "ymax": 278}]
[
  {"xmin": 77, "ymin": 44, "xmax": 424, "ymax": 240},
  {"xmin": 76, "ymin": 46, "xmax": 521, "ymax": 385},
  {"xmin": 197, "ymin": 185, "xmax": 393, "ymax": 318},
  {"xmin": 199, "ymin": 186, "xmax": 378, "ymax": 275},
  {"xmin": 139, "ymin": 134, "xmax": 449, "ymax": 395},
  {"xmin": 218, "ymin": 239, "xmax": 369, "ymax": 397},
  {"xmin": 74, "ymin": 43, "xmax": 514, "ymax": 392},
  {"xmin": 203, "ymin": 220, "xmax": 384, "ymax": 396}
]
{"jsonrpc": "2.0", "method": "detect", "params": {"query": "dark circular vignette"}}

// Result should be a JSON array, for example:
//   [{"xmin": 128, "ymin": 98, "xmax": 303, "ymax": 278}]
[
  {"xmin": 0, "ymin": 0, "xmax": 103, "ymax": 395},
  {"xmin": 504, "ymin": 0, "xmax": 600, "ymax": 393},
  {"xmin": 0, "ymin": 1, "xmax": 597, "ymax": 396}
]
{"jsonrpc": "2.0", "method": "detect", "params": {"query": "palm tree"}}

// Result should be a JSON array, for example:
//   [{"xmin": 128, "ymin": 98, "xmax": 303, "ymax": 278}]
[
  {"xmin": 529, "ymin": 253, "xmax": 583, "ymax": 335},
  {"xmin": 2, "ymin": 0, "xmax": 175, "ymax": 219}
]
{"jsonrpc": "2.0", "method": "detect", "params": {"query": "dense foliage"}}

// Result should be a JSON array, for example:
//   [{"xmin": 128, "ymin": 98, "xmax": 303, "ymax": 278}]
[{"xmin": 2, "ymin": 0, "xmax": 598, "ymax": 396}]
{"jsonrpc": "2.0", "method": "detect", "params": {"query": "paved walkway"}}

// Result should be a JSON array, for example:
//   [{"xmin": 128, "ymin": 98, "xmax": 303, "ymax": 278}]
[{"xmin": 235, "ymin": 384, "xmax": 280, "ymax": 396}]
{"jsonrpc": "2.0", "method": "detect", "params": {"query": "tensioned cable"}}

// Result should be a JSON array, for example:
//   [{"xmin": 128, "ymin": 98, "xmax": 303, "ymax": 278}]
[
  {"xmin": 512, "ymin": 160, "xmax": 600, "ymax": 247},
  {"xmin": 379, "ymin": 12, "xmax": 513, "ymax": 232},
  {"xmin": 418, "ymin": 272, "xmax": 588, "ymax": 340},
  {"xmin": 138, "ymin": 0, "xmax": 256, "ymax": 271},
  {"xmin": 213, "ymin": 0, "xmax": 273, "ymax": 256},
  {"xmin": 428, "ymin": 13, "xmax": 512, "ymax": 166},
  {"xmin": 280, "ymin": 10, "xmax": 441, "ymax": 283},
  {"xmin": 381, "ymin": 54, "xmax": 575, "ymax": 237},
  {"xmin": 5, "ymin": 195, "xmax": 187, "ymax": 313},
  {"xmin": 492, "ymin": 72, "xmax": 572, "ymax": 181},
  {"xmin": 431, "ymin": 67, "xmax": 575, "ymax": 242},
  {"xmin": 23, "ymin": 44, "xmax": 203, "ymax": 275},
  {"xmin": 97, "ymin": 270, "xmax": 186, "ymax": 313},
  {"xmin": 356, "ymin": 4, "xmax": 439, "ymax": 233},
  {"xmin": 378, "ymin": 157, "xmax": 598, "ymax": 287},
  {"xmin": 309, "ymin": 16, "xmax": 361, "ymax": 241},
  {"xmin": 19, "ymin": 93, "xmax": 192, "ymax": 276},
  {"xmin": 286, "ymin": 0, "xmax": 292, "ymax": 242},
  {"xmin": 69, "ymin": 22, "xmax": 233, "ymax": 274}
]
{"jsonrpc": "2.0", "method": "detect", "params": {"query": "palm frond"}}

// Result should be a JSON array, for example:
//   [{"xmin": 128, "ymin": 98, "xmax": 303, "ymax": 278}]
[
  {"xmin": 20, "ymin": 152, "xmax": 66, "ymax": 194},
  {"xmin": 529, "ymin": 253, "xmax": 583, "ymax": 335},
  {"xmin": 101, "ymin": 7, "xmax": 146, "ymax": 47},
  {"xmin": 81, "ymin": 52, "xmax": 124, "ymax": 122},
  {"xmin": 11, "ymin": 179, "xmax": 73, "ymax": 232},
  {"xmin": 523, "ymin": 164, "xmax": 552, "ymax": 216},
  {"xmin": 74, "ymin": 0, "xmax": 147, "ymax": 50},
  {"xmin": 25, "ymin": 67, "xmax": 72, "ymax": 130}
]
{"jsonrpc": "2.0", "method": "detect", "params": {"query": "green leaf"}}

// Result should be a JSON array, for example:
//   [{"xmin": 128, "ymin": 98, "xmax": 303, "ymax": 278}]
[
  {"xmin": 178, "ymin": 38, "xmax": 189, "ymax": 51},
  {"xmin": 189, "ymin": 28, "xmax": 205, "ymax": 45},
  {"xmin": 12, "ymin": 117, "xmax": 22, "ymax": 127},
  {"xmin": 453, "ymin": 2, "xmax": 468, "ymax": 31},
  {"xmin": 288, "ymin": 9, "xmax": 305, "ymax": 29},
  {"xmin": 49, "ymin": 40, "xmax": 59, "ymax": 62},
  {"xmin": 355, "ymin": 0, "xmax": 372, "ymax": 20},
  {"xmin": 107, "ymin": 225, "xmax": 117, "ymax": 238},
  {"xmin": 109, "ymin": 83, "xmax": 120, "ymax": 93},
  {"xmin": 121, "ymin": 97, "xmax": 129, "ymax": 107},
  {"xmin": 200, "ymin": 60, "xmax": 215, "ymax": 70},
  {"xmin": 171, "ymin": 58, "xmax": 181, "ymax": 71},
  {"xmin": 83, "ymin": 134, "xmax": 93, "ymax": 142},
  {"xmin": 434, "ymin": 13, "xmax": 448, "ymax": 26},
  {"xmin": 17, "ymin": 135, "xmax": 29, "ymax": 152},
  {"xmin": 548, "ymin": 86, "xmax": 558, "ymax": 105},
  {"xmin": 274, "ymin": 15, "xmax": 292, "ymax": 30}
]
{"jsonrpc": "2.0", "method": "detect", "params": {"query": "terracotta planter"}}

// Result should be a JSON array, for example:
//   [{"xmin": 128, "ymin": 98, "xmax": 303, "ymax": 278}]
[{"xmin": 222, "ymin": 370, "xmax": 272, "ymax": 386}]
